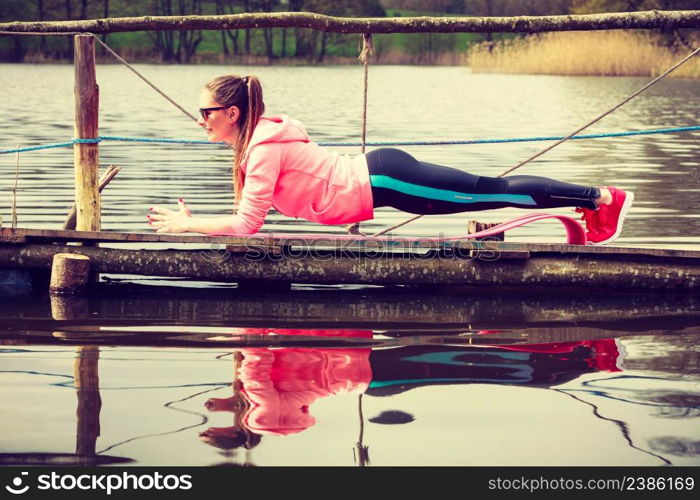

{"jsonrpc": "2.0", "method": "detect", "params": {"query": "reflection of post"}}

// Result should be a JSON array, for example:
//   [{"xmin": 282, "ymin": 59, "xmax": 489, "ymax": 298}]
[
  {"xmin": 50, "ymin": 294, "xmax": 90, "ymax": 320},
  {"xmin": 232, "ymin": 352, "xmax": 254, "ymax": 465},
  {"xmin": 354, "ymin": 394, "xmax": 370, "ymax": 467},
  {"xmin": 201, "ymin": 351, "xmax": 260, "ymax": 465},
  {"xmin": 75, "ymin": 346, "xmax": 101, "ymax": 461},
  {"xmin": 50, "ymin": 288, "xmax": 102, "ymax": 463}
]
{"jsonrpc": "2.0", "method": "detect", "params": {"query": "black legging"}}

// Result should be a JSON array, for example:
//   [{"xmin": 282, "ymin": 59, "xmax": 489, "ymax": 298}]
[{"xmin": 366, "ymin": 148, "xmax": 599, "ymax": 214}]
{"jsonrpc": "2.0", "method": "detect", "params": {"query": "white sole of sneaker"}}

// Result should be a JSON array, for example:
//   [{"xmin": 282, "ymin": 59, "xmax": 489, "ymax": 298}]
[{"xmin": 589, "ymin": 190, "xmax": 635, "ymax": 246}]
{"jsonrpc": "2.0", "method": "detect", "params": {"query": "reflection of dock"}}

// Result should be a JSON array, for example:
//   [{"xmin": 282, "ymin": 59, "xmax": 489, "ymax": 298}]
[
  {"xmin": 1, "ymin": 227, "xmax": 700, "ymax": 290},
  {"xmin": 1, "ymin": 285, "xmax": 698, "ymax": 348}
]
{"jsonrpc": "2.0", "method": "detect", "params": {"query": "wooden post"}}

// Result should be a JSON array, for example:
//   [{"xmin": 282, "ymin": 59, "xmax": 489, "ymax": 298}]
[
  {"xmin": 64, "ymin": 165, "xmax": 121, "ymax": 230},
  {"xmin": 50, "ymin": 253, "xmax": 91, "ymax": 295},
  {"xmin": 467, "ymin": 220, "xmax": 505, "ymax": 241},
  {"xmin": 74, "ymin": 34, "xmax": 100, "ymax": 232}
]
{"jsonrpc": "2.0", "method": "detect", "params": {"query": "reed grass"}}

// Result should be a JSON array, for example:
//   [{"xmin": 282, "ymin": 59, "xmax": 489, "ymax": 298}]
[{"xmin": 467, "ymin": 31, "xmax": 700, "ymax": 78}]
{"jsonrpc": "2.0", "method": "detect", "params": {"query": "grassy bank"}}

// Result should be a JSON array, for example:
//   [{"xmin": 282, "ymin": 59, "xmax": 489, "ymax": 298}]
[{"xmin": 467, "ymin": 31, "xmax": 700, "ymax": 78}]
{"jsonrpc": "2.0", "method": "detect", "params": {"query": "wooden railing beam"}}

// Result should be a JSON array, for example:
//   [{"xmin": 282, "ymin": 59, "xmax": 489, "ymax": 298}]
[{"xmin": 1, "ymin": 10, "xmax": 700, "ymax": 35}]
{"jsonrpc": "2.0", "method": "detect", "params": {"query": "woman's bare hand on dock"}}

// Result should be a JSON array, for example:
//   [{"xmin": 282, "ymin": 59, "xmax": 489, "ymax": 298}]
[{"xmin": 147, "ymin": 199, "xmax": 192, "ymax": 233}]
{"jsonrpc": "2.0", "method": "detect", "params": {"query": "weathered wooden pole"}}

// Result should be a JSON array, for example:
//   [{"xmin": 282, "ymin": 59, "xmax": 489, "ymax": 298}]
[
  {"xmin": 468, "ymin": 220, "xmax": 505, "ymax": 241},
  {"xmin": 64, "ymin": 165, "xmax": 121, "ymax": 230},
  {"xmin": 49, "ymin": 253, "xmax": 91, "ymax": 295},
  {"xmin": 74, "ymin": 34, "xmax": 100, "ymax": 232},
  {"xmin": 74, "ymin": 346, "xmax": 101, "ymax": 460},
  {"xmin": 3, "ymin": 11, "xmax": 700, "ymax": 35}
]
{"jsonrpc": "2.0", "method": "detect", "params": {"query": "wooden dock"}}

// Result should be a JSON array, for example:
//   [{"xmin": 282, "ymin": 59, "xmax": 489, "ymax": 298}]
[{"xmin": 1, "ymin": 227, "xmax": 699, "ymax": 290}]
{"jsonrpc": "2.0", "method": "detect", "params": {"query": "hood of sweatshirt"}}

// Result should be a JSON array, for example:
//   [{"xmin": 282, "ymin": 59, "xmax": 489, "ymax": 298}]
[{"xmin": 246, "ymin": 114, "xmax": 310, "ymax": 150}]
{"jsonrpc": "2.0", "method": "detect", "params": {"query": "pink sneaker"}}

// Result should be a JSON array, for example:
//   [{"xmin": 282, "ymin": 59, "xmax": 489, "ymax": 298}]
[
  {"xmin": 576, "ymin": 187, "xmax": 634, "ymax": 245},
  {"xmin": 574, "ymin": 205, "xmax": 600, "ymax": 242}
]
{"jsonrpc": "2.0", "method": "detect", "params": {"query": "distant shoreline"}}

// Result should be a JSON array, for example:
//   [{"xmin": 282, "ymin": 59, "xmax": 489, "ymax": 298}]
[
  {"xmin": 5, "ymin": 31, "xmax": 699, "ymax": 78},
  {"xmin": 10, "ymin": 51, "xmax": 467, "ymax": 67}
]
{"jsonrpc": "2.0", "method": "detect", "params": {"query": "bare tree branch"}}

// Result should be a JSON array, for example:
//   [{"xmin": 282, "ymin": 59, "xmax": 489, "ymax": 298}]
[{"xmin": 1, "ymin": 10, "xmax": 700, "ymax": 35}]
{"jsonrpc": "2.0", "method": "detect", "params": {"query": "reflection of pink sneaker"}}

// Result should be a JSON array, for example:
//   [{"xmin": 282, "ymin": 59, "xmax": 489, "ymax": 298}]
[{"xmin": 576, "ymin": 187, "xmax": 634, "ymax": 245}]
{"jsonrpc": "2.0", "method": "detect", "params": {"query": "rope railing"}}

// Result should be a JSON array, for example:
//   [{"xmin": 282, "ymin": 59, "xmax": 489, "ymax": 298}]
[{"xmin": 2, "ymin": 126, "xmax": 699, "ymax": 156}]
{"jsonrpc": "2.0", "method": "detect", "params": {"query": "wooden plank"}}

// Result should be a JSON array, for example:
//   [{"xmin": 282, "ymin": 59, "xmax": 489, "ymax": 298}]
[
  {"xmin": 226, "ymin": 244, "xmax": 285, "ymax": 255},
  {"xmin": 0, "ymin": 242, "xmax": 698, "ymax": 290},
  {"xmin": 0, "ymin": 234, "xmax": 26, "ymax": 244},
  {"xmin": 2, "ymin": 227, "xmax": 700, "ymax": 260},
  {"xmin": 470, "ymin": 249, "xmax": 531, "ymax": 260}
]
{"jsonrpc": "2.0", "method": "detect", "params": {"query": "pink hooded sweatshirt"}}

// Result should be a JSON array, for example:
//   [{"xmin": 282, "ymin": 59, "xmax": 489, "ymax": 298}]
[{"xmin": 228, "ymin": 114, "xmax": 374, "ymax": 234}]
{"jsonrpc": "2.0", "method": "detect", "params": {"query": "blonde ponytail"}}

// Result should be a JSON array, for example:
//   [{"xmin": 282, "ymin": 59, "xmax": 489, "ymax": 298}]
[{"xmin": 205, "ymin": 75, "xmax": 265, "ymax": 209}]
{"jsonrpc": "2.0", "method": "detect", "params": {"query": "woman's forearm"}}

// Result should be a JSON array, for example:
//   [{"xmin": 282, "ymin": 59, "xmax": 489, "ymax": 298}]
[
  {"xmin": 184, "ymin": 215, "xmax": 241, "ymax": 235},
  {"xmin": 149, "ymin": 201, "xmax": 261, "ymax": 235}
]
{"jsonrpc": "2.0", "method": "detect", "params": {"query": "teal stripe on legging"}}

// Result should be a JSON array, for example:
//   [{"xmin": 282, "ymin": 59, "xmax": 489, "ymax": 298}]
[{"xmin": 369, "ymin": 174, "xmax": 537, "ymax": 206}]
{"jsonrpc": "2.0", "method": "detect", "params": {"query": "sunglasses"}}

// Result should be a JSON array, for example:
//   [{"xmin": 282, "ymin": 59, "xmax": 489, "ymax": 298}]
[{"xmin": 199, "ymin": 106, "xmax": 229, "ymax": 120}]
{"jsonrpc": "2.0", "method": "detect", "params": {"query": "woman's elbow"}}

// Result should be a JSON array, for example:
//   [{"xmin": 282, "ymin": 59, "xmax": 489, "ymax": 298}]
[{"xmin": 228, "ymin": 216, "xmax": 265, "ymax": 236}]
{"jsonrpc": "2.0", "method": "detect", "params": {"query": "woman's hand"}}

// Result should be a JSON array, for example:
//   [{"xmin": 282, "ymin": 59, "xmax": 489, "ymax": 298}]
[{"xmin": 147, "ymin": 198, "xmax": 192, "ymax": 233}]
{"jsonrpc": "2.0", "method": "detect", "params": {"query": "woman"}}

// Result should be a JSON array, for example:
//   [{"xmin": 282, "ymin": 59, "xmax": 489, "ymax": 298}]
[{"xmin": 148, "ymin": 74, "xmax": 634, "ymax": 245}]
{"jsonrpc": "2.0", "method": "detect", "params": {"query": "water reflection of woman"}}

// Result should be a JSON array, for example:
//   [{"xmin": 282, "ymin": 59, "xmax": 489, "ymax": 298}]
[
  {"xmin": 200, "ymin": 329, "xmax": 372, "ymax": 447},
  {"xmin": 199, "ymin": 328, "xmax": 622, "ymax": 445}
]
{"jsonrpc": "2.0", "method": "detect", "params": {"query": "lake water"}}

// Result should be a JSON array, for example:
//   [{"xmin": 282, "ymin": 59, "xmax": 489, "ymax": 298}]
[{"xmin": 0, "ymin": 63, "xmax": 699, "ymax": 467}]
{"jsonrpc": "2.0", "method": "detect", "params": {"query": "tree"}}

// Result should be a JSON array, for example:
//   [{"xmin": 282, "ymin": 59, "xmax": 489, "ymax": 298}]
[
  {"xmin": 251, "ymin": 0, "xmax": 280, "ymax": 59},
  {"xmin": 214, "ymin": 0, "xmax": 240, "ymax": 56},
  {"xmin": 37, "ymin": 0, "xmax": 48, "ymax": 54},
  {"xmin": 0, "ymin": 0, "xmax": 34, "ymax": 61},
  {"xmin": 571, "ymin": 0, "xmax": 700, "ymax": 13},
  {"xmin": 300, "ymin": 0, "xmax": 386, "ymax": 62},
  {"xmin": 571, "ymin": 0, "xmax": 700, "ymax": 49},
  {"xmin": 101, "ymin": 0, "xmax": 109, "ymax": 55},
  {"xmin": 380, "ymin": 0, "xmax": 454, "ymax": 12},
  {"xmin": 148, "ymin": 0, "xmax": 204, "ymax": 63},
  {"xmin": 242, "ymin": 0, "xmax": 250, "ymax": 53}
]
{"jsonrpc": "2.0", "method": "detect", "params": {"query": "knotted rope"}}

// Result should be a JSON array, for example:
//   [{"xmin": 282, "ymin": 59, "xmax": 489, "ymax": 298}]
[
  {"xmin": 359, "ymin": 33, "xmax": 374, "ymax": 155},
  {"xmin": 346, "ymin": 33, "xmax": 375, "ymax": 236}
]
